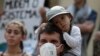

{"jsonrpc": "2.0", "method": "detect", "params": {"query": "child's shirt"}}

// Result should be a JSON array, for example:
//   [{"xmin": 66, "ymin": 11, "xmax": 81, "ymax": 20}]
[{"xmin": 63, "ymin": 26, "xmax": 82, "ymax": 56}]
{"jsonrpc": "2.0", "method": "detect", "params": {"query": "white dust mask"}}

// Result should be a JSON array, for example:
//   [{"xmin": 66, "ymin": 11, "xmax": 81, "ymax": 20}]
[{"xmin": 40, "ymin": 43, "xmax": 57, "ymax": 56}]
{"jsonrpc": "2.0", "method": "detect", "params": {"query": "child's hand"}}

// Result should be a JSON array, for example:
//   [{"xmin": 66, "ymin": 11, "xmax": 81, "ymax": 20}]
[
  {"xmin": 40, "ymin": 23, "xmax": 47, "ymax": 30},
  {"xmin": 38, "ymin": 55, "xmax": 40, "ymax": 56},
  {"xmin": 35, "ymin": 23, "xmax": 47, "ymax": 34}
]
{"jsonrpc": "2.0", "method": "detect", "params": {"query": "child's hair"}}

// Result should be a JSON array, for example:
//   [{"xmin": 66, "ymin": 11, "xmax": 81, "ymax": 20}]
[
  {"xmin": 38, "ymin": 23, "xmax": 71, "ymax": 56},
  {"xmin": 5, "ymin": 19, "xmax": 27, "ymax": 50}
]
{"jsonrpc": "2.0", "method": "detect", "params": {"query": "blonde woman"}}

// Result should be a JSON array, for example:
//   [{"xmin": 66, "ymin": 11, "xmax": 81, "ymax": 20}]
[{"xmin": 0, "ymin": 20, "xmax": 30, "ymax": 56}]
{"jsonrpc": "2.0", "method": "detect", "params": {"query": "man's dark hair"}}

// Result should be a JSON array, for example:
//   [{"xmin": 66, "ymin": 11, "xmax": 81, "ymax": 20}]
[{"xmin": 38, "ymin": 23, "xmax": 71, "ymax": 55}]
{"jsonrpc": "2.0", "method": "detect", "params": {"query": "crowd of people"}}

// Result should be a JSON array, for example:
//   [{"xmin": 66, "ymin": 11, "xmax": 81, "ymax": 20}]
[{"xmin": 0, "ymin": 0, "xmax": 98, "ymax": 56}]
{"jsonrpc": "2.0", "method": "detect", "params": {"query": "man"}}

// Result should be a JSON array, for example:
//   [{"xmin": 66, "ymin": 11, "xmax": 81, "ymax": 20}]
[
  {"xmin": 67, "ymin": 0, "xmax": 97, "ymax": 56},
  {"xmin": 38, "ymin": 23, "xmax": 70, "ymax": 56}
]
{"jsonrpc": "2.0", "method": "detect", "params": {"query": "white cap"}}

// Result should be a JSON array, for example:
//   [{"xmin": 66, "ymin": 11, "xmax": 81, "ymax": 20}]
[{"xmin": 46, "ymin": 6, "xmax": 73, "ymax": 21}]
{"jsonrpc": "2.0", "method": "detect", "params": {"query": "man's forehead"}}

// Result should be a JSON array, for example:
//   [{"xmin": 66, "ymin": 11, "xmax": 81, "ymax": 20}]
[{"xmin": 41, "ymin": 32, "xmax": 60, "ymax": 35}]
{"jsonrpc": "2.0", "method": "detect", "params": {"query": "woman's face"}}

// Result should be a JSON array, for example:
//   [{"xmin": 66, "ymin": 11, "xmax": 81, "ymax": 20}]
[
  {"xmin": 39, "ymin": 32, "xmax": 64, "ymax": 55},
  {"xmin": 5, "ymin": 24, "xmax": 23, "ymax": 46},
  {"xmin": 53, "ymin": 14, "xmax": 71, "ymax": 32}
]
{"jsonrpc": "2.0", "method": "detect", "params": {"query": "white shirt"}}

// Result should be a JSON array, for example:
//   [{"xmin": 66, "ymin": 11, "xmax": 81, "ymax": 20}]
[{"xmin": 63, "ymin": 26, "xmax": 82, "ymax": 56}]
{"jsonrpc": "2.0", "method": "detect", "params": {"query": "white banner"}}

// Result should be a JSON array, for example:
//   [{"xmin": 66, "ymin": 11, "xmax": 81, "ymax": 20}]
[
  {"xmin": 4, "ymin": 0, "xmax": 45, "ymax": 19},
  {"xmin": 0, "ymin": 0, "xmax": 45, "ymax": 43}
]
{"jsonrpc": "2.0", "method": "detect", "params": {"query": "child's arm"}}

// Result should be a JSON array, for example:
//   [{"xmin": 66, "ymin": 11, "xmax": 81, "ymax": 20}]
[
  {"xmin": 63, "ymin": 26, "xmax": 82, "ymax": 48},
  {"xmin": 35, "ymin": 23, "xmax": 47, "ymax": 34}
]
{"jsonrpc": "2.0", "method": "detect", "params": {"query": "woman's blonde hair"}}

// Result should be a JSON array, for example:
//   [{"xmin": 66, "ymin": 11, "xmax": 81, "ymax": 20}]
[{"xmin": 5, "ymin": 19, "xmax": 27, "ymax": 35}]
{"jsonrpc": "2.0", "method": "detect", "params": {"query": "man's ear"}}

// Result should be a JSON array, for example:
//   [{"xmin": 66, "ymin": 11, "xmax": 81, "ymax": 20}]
[
  {"xmin": 60, "ymin": 44, "xmax": 64, "ymax": 52},
  {"xmin": 57, "ymin": 44, "xmax": 64, "ymax": 52}
]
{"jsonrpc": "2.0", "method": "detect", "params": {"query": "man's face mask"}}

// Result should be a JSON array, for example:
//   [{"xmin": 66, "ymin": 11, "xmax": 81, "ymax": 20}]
[{"xmin": 40, "ymin": 43, "xmax": 57, "ymax": 56}]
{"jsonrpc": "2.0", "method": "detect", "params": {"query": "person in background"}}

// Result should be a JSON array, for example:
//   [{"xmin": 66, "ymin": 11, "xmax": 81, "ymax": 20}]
[
  {"xmin": 0, "ymin": 20, "xmax": 29, "ymax": 56},
  {"xmin": 94, "ymin": 29, "xmax": 100, "ymax": 56},
  {"xmin": 67, "ymin": 0, "xmax": 97, "ymax": 56},
  {"xmin": 39, "ymin": 0, "xmax": 50, "ymax": 25},
  {"xmin": 39, "ymin": 7, "xmax": 48, "ymax": 24}
]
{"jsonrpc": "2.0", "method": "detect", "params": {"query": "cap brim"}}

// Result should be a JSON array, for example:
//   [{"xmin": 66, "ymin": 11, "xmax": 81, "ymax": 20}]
[{"xmin": 48, "ymin": 11, "xmax": 72, "ymax": 21}]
